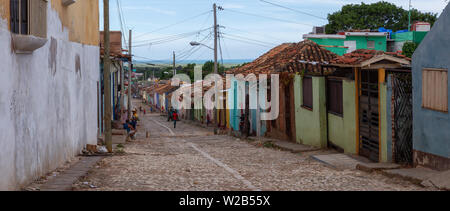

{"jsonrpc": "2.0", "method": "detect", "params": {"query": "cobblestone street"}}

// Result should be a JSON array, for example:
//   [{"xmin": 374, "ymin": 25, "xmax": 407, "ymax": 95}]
[{"xmin": 74, "ymin": 105, "xmax": 429, "ymax": 191}]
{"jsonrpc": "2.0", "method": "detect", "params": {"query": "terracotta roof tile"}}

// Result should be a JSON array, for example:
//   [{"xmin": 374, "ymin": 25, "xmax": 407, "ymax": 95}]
[
  {"xmin": 227, "ymin": 40, "xmax": 338, "ymax": 75},
  {"xmin": 332, "ymin": 49, "xmax": 411, "ymax": 65}
]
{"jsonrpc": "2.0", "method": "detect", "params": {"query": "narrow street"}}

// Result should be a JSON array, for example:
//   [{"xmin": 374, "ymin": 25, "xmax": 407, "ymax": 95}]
[{"xmin": 73, "ymin": 102, "xmax": 427, "ymax": 191}]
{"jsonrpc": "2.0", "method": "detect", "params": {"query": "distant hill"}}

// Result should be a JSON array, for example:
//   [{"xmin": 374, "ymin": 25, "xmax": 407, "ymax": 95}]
[{"xmin": 135, "ymin": 59, "xmax": 253, "ymax": 65}]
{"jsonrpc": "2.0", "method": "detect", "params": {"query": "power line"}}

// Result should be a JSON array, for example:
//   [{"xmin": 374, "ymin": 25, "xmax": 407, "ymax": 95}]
[
  {"xmin": 224, "ymin": 25, "xmax": 287, "ymax": 43},
  {"xmin": 221, "ymin": 35, "xmax": 274, "ymax": 48},
  {"xmin": 177, "ymin": 33, "xmax": 214, "ymax": 63},
  {"xmin": 259, "ymin": 0, "xmax": 327, "ymax": 21},
  {"xmin": 221, "ymin": 32, "xmax": 279, "ymax": 46},
  {"xmin": 134, "ymin": 10, "xmax": 212, "ymax": 39},
  {"xmin": 132, "ymin": 28, "xmax": 212, "ymax": 47},
  {"xmin": 223, "ymin": 8, "xmax": 314, "ymax": 27},
  {"xmin": 116, "ymin": 0, "xmax": 128, "ymax": 48}
]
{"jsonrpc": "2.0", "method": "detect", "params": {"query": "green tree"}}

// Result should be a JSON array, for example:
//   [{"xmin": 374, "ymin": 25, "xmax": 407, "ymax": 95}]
[
  {"xmin": 325, "ymin": 2, "xmax": 438, "ymax": 34},
  {"xmin": 202, "ymin": 60, "xmax": 225, "ymax": 76},
  {"xmin": 402, "ymin": 42, "xmax": 418, "ymax": 58}
]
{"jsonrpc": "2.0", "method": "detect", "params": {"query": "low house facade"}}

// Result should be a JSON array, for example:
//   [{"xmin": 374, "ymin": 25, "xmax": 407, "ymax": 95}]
[
  {"xmin": 303, "ymin": 32, "xmax": 389, "ymax": 56},
  {"xmin": 412, "ymin": 4, "xmax": 450, "ymax": 170},
  {"xmin": 0, "ymin": 0, "xmax": 100, "ymax": 190},
  {"xmin": 332, "ymin": 50, "xmax": 412, "ymax": 163}
]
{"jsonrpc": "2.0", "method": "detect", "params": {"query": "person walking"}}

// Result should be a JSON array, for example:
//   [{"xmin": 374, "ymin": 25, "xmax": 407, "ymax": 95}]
[
  {"xmin": 167, "ymin": 107, "xmax": 173, "ymax": 122},
  {"xmin": 172, "ymin": 110, "xmax": 178, "ymax": 129}
]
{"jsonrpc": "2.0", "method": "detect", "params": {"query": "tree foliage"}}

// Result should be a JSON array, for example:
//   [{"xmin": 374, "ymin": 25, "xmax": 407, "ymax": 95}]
[
  {"xmin": 202, "ymin": 60, "xmax": 226, "ymax": 76},
  {"xmin": 402, "ymin": 42, "xmax": 418, "ymax": 58},
  {"xmin": 325, "ymin": 2, "xmax": 438, "ymax": 34}
]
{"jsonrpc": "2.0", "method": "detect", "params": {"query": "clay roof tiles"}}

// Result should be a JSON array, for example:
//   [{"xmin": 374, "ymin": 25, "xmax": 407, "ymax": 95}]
[
  {"xmin": 228, "ymin": 40, "xmax": 338, "ymax": 75},
  {"xmin": 331, "ymin": 49, "xmax": 411, "ymax": 65}
]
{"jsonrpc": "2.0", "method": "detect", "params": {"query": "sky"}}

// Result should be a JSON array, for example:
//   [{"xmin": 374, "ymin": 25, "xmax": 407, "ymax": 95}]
[{"xmin": 99, "ymin": 0, "xmax": 449, "ymax": 62}]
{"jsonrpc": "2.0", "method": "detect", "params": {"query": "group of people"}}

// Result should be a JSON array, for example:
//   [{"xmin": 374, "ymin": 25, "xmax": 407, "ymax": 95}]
[
  {"xmin": 167, "ymin": 107, "xmax": 179, "ymax": 128},
  {"xmin": 123, "ymin": 109, "xmax": 140, "ymax": 141}
]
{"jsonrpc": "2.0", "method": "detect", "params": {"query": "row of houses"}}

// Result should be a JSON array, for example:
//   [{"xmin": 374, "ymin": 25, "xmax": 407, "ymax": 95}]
[
  {"xmin": 304, "ymin": 22, "xmax": 430, "ymax": 56},
  {"xmin": 143, "ymin": 5, "xmax": 450, "ymax": 171}
]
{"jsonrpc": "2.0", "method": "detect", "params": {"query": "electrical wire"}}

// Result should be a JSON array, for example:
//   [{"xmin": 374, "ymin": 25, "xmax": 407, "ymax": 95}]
[
  {"xmin": 116, "ymin": 0, "xmax": 128, "ymax": 48},
  {"xmin": 224, "ymin": 25, "xmax": 287, "ymax": 43},
  {"xmin": 132, "ymin": 28, "xmax": 212, "ymax": 47},
  {"xmin": 221, "ymin": 32, "xmax": 279, "ymax": 46},
  {"xmin": 259, "ymin": 0, "xmax": 327, "ymax": 21},
  {"xmin": 223, "ymin": 8, "xmax": 314, "ymax": 27},
  {"xmin": 221, "ymin": 35, "xmax": 273, "ymax": 48},
  {"xmin": 133, "ymin": 10, "xmax": 212, "ymax": 39}
]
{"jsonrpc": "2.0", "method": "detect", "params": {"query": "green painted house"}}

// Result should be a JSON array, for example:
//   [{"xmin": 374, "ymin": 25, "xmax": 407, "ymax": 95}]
[
  {"xmin": 303, "ymin": 32, "xmax": 389, "ymax": 56},
  {"xmin": 388, "ymin": 31, "xmax": 428, "ymax": 52}
]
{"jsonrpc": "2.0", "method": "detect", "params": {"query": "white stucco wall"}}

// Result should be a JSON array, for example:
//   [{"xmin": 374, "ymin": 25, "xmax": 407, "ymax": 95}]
[{"xmin": 0, "ymin": 4, "xmax": 99, "ymax": 190}]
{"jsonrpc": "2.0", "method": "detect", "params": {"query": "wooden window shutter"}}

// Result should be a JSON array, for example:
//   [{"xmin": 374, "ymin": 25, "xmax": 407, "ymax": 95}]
[
  {"xmin": 10, "ymin": 0, "xmax": 19, "ymax": 33},
  {"xmin": 29, "ymin": 0, "xmax": 47, "ymax": 38},
  {"xmin": 302, "ymin": 77, "xmax": 313, "ymax": 109},
  {"xmin": 327, "ymin": 79, "xmax": 343, "ymax": 115},
  {"xmin": 422, "ymin": 68, "xmax": 448, "ymax": 112},
  {"xmin": 20, "ymin": 0, "xmax": 28, "ymax": 34}
]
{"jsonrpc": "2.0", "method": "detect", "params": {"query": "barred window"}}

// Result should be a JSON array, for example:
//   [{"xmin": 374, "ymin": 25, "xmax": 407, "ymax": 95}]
[{"xmin": 10, "ymin": 0, "xmax": 47, "ymax": 38}]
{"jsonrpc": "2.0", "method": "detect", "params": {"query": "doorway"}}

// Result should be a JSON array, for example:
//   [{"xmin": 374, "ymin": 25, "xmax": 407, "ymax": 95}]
[{"xmin": 359, "ymin": 69, "xmax": 380, "ymax": 162}]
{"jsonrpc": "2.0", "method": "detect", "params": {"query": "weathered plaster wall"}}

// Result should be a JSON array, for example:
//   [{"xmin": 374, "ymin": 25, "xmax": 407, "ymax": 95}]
[
  {"xmin": 51, "ymin": 0, "xmax": 99, "ymax": 45},
  {"xmin": 327, "ymin": 80, "xmax": 357, "ymax": 154},
  {"xmin": 294, "ymin": 75, "xmax": 327, "ymax": 148},
  {"xmin": 0, "ymin": 0, "xmax": 98, "ymax": 45},
  {"xmin": 412, "ymin": 3, "xmax": 450, "ymax": 167},
  {"xmin": 0, "ymin": 3, "xmax": 99, "ymax": 190}
]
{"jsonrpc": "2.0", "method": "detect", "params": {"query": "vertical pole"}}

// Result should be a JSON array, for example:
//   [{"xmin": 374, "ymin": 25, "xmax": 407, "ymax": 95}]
[
  {"xmin": 213, "ymin": 3, "xmax": 218, "ymax": 126},
  {"xmin": 120, "ymin": 62, "xmax": 124, "ymax": 114},
  {"xmin": 213, "ymin": 3, "xmax": 218, "ymax": 75},
  {"xmin": 173, "ymin": 51, "xmax": 176, "ymax": 76},
  {"xmin": 128, "ymin": 30, "xmax": 132, "ymax": 119},
  {"xmin": 103, "ymin": 0, "xmax": 112, "ymax": 153},
  {"xmin": 408, "ymin": 0, "xmax": 412, "ymax": 31}
]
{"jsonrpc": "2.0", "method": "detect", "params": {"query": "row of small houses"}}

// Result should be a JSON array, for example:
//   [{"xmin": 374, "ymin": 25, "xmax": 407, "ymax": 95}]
[{"xmin": 142, "ymin": 6, "xmax": 450, "ymax": 170}]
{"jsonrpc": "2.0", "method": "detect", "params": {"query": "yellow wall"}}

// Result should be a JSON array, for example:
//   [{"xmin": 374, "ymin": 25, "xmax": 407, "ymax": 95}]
[
  {"xmin": 0, "ymin": 0, "xmax": 99, "ymax": 46},
  {"xmin": 51, "ymin": 0, "xmax": 99, "ymax": 46},
  {"xmin": 0, "ymin": 0, "xmax": 10, "ymax": 27}
]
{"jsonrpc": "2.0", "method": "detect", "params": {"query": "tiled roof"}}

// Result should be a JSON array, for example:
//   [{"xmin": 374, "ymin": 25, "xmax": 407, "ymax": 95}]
[
  {"xmin": 228, "ymin": 40, "xmax": 338, "ymax": 75},
  {"xmin": 332, "ymin": 49, "xmax": 411, "ymax": 65}
]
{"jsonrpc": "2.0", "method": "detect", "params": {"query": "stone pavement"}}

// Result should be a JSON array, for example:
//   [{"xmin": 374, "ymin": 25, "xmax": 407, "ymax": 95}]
[
  {"xmin": 72, "ymin": 105, "xmax": 430, "ymax": 191},
  {"xmin": 39, "ymin": 156, "xmax": 105, "ymax": 191},
  {"xmin": 311, "ymin": 154, "xmax": 364, "ymax": 170},
  {"xmin": 271, "ymin": 140, "xmax": 319, "ymax": 153},
  {"xmin": 382, "ymin": 167, "xmax": 441, "ymax": 185},
  {"xmin": 422, "ymin": 170, "xmax": 450, "ymax": 190}
]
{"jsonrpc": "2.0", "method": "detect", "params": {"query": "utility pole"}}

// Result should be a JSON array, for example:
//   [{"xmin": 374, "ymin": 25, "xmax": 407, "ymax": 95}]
[
  {"xmin": 173, "ymin": 51, "xmax": 176, "ymax": 76},
  {"xmin": 128, "ymin": 29, "xmax": 133, "ymax": 119},
  {"xmin": 408, "ymin": 0, "xmax": 412, "ymax": 31},
  {"xmin": 103, "ymin": 0, "xmax": 112, "ymax": 153},
  {"xmin": 120, "ymin": 62, "xmax": 124, "ymax": 114},
  {"xmin": 213, "ymin": 3, "xmax": 219, "ymax": 126},
  {"xmin": 213, "ymin": 3, "xmax": 218, "ymax": 75}
]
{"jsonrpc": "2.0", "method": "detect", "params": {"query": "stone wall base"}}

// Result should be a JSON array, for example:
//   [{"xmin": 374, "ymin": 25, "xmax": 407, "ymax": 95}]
[{"xmin": 414, "ymin": 150, "xmax": 450, "ymax": 171}]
